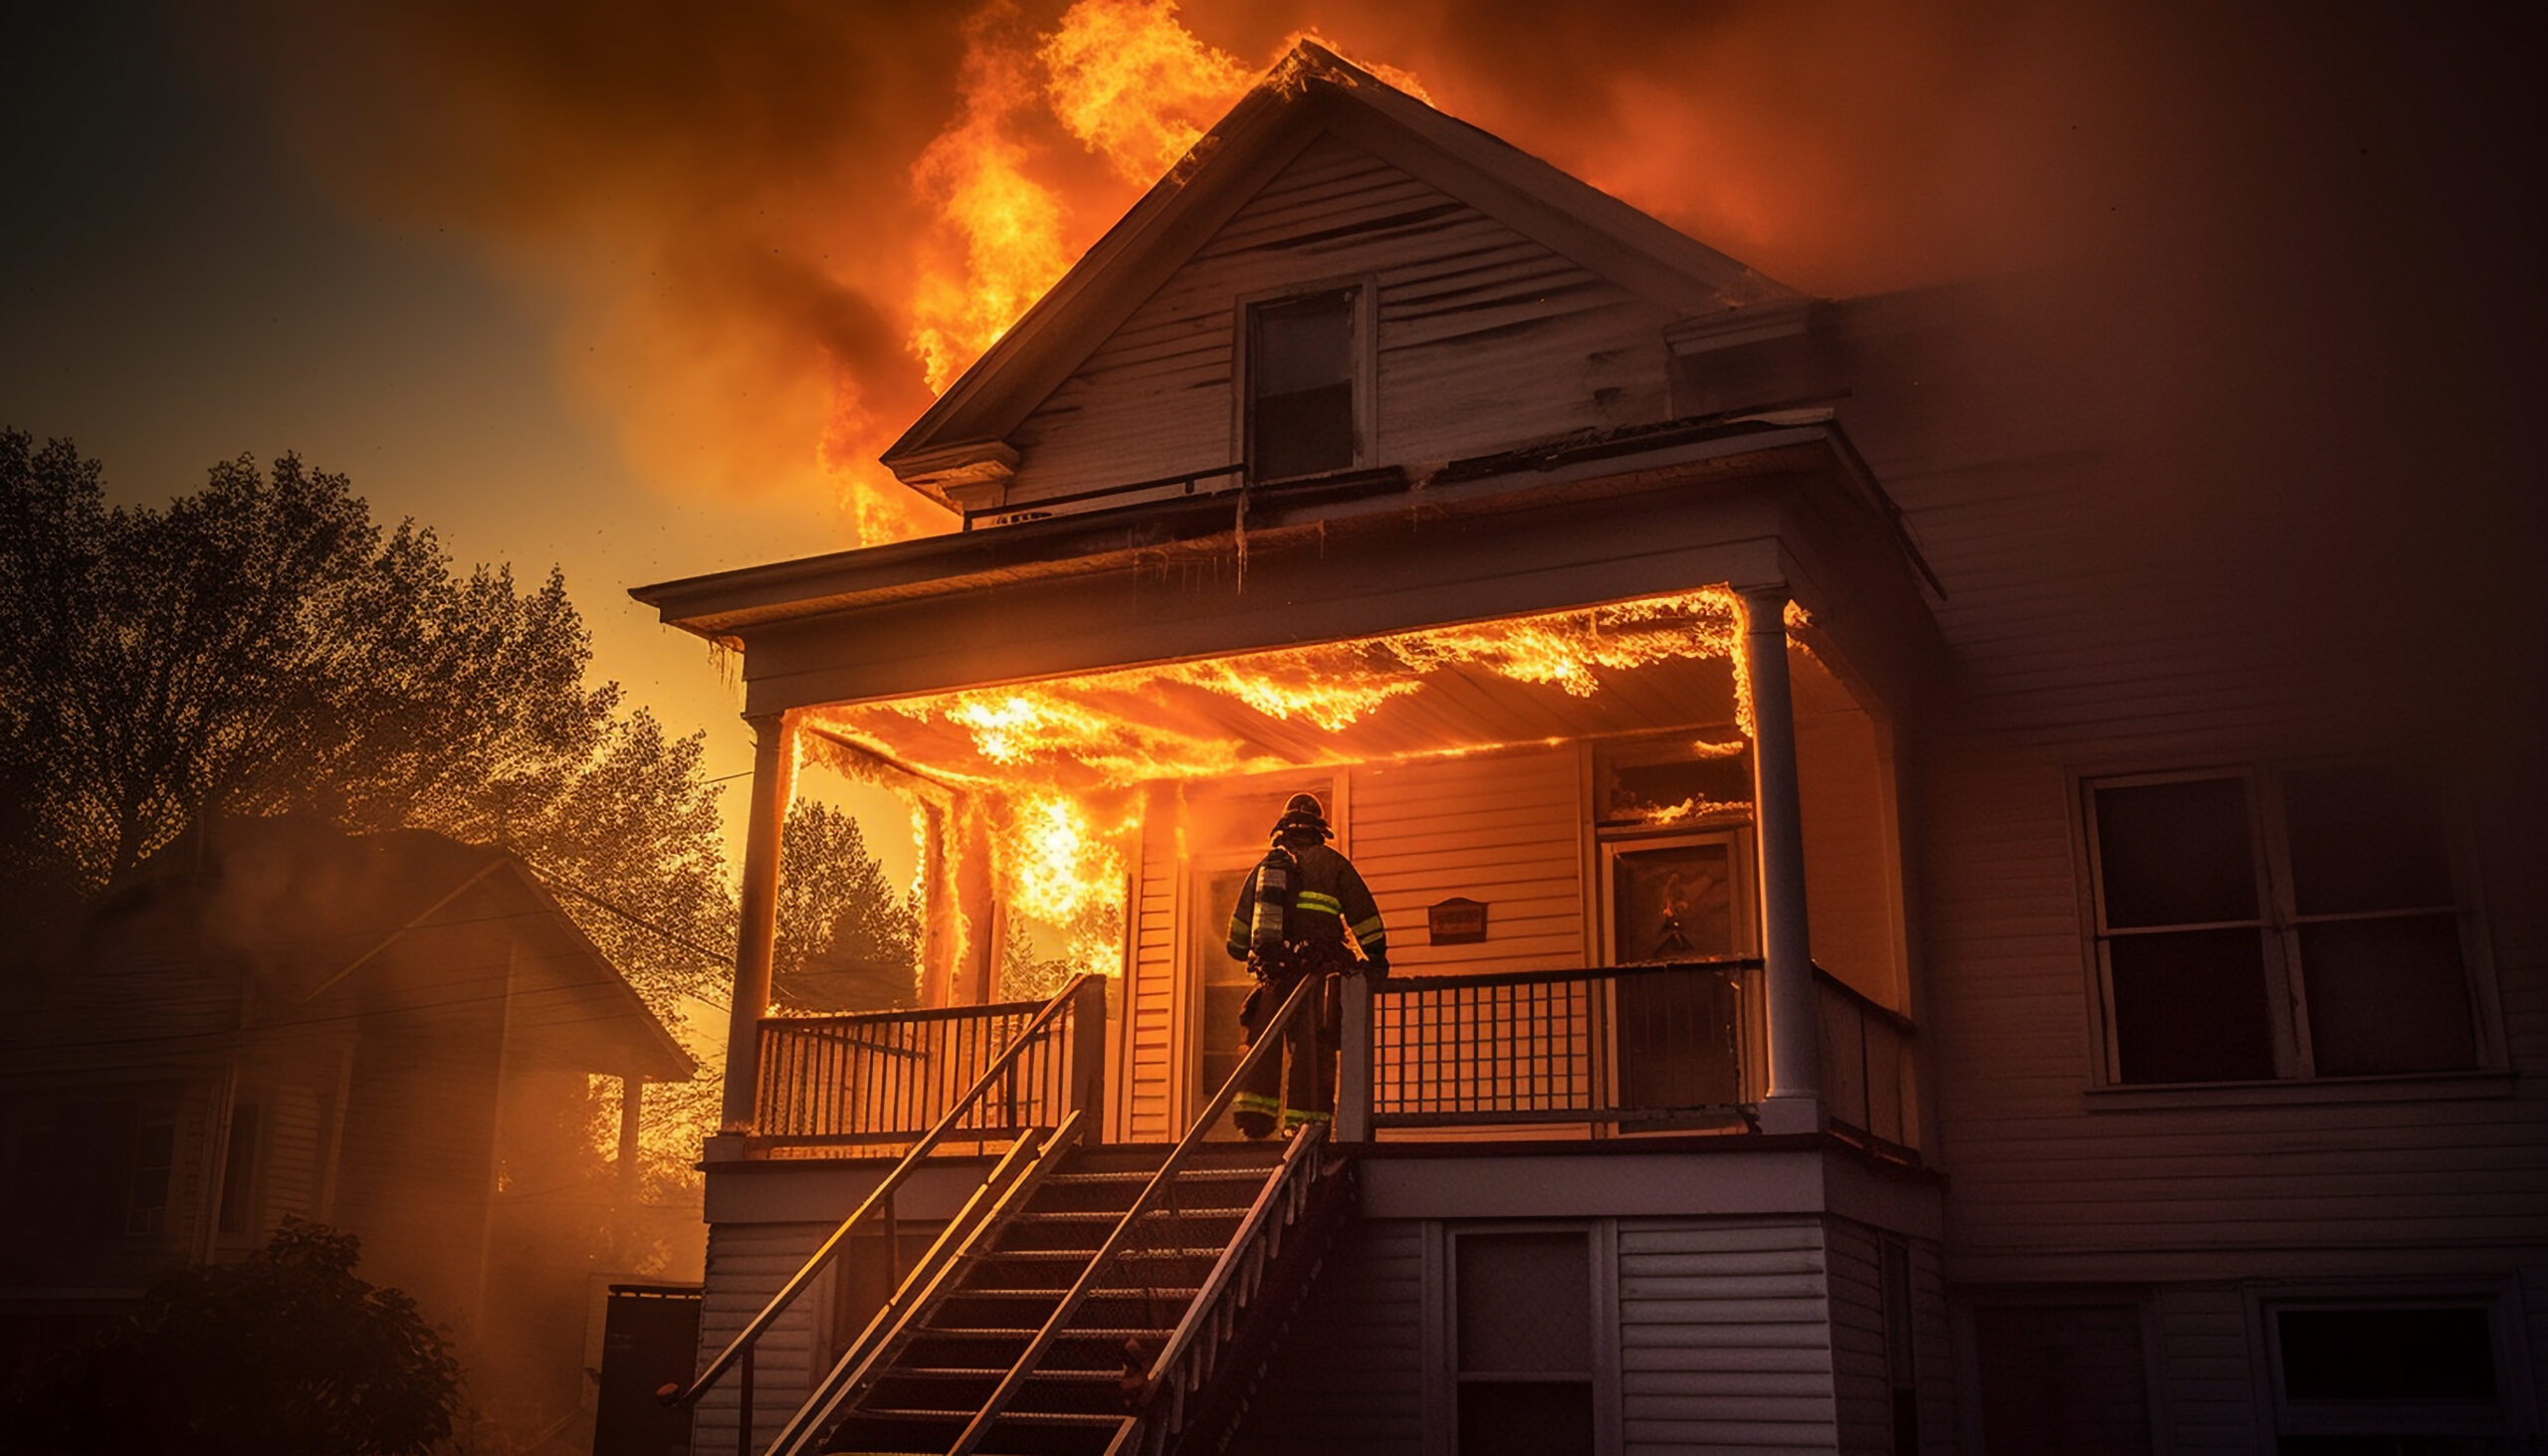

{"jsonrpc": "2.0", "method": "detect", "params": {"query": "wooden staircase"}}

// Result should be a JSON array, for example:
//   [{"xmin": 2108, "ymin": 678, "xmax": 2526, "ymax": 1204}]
[
  {"xmin": 692, "ymin": 974, "xmax": 1347, "ymax": 1456},
  {"xmin": 819, "ymin": 1142, "xmax": 1293, "ymax": 1455}
]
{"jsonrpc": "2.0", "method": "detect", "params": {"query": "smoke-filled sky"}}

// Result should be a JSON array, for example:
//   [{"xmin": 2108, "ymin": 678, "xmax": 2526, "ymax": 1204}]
[{"xmin": 6, "ymin": 0, "xmax": 2540, "ymax": 874}]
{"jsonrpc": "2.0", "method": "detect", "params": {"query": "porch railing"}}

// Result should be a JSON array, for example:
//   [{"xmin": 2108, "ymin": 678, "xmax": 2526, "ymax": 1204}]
[
  {"xmin": 1814, "ymin": 968, "xmax": 1919, "ymax": 1152},
  {"xmin": 668, "ymin": 974, "xmax": 1105, "ymax": 1455},
  {"xmin": 1362, "ymin": 959, "xmax": 1762, "ymax": 1132},
  {"xmin": 752, "ymin": 979, "xmax": 1107, "ymax": 1155}
]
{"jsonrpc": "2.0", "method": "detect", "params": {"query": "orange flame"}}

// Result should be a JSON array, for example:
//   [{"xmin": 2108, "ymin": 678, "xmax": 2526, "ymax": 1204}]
[
  {"xmin": 907, "ymin": 28, "xmax": 1075, "ymax": 395},
  {"xmin": 1042, "ymin": 0, "xmax": 1253, "ymax": 185}
]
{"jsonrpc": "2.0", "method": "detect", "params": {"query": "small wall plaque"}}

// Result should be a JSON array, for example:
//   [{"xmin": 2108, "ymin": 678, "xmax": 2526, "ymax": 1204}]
[{"xmin": 1426, "ymin": 897, "xmax": 1489, "ymax": 945}]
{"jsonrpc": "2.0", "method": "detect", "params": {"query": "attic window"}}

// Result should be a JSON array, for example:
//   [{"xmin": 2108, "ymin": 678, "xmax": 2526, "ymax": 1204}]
[{"xmin": 1247, "ymin": 288, "xmax": 1359, "ymax": 479}]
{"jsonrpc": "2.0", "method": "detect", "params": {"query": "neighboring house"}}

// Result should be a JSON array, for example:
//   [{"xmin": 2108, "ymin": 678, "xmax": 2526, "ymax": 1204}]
[
  {"xmin": 629, "ymin": 44, "xmax": 2542, "ymax": 1456},
  {"xmin": 0, "ymin": 817, "xmax": 695, "ymax": 1436}
]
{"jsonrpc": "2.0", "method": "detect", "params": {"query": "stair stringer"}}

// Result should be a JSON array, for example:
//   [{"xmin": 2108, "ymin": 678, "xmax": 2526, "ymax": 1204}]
[
  {"xmin": 769, "ymin": 1119, "xmax": 1087, "ymax": 1456},
  {"xmin": 1118, "ymin": 1152, "xmax": 1363, "ymax": 1456}
]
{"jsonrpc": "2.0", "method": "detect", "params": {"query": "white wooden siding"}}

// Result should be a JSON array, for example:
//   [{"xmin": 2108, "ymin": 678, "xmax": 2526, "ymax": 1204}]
[
  {"xmin": 1227, "ymin": 1217, "xmax": 1427, "ymax": 1455},
  {"xmin": 1006, "ymin": 133, "xmax": 1675, "ymax": 503},
  {"xmin": 2148, "ymin": 1284, "xmax": 2260, "ymax": 1455},
  {"xmin": 1124, "ymin": 808, "xmax": 1180, "ymax": 1142},
  {"xmin": 689, "ymin": 1219, "xmax": 829, "ymax": 1456},
  {"xmin": 1822, "ymin": 1220, "xmax": 1893, "ymax": 1454},
  {"xmin": 1615, "ymin": 1218, "xmax": 1840, "ymax": 1453},
  {"xmin": 263, "ymin": 1082, "xmax": 324, "ymax": 1229},
  {"xmin": 1352, "ymin": 744, "xmax": 1586, "ymax": 977}
]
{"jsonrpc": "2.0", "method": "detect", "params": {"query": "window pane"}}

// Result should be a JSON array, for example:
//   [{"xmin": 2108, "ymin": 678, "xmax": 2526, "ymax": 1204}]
[
  {"xmin": 2276, "ymin": 1307, "xmax": 2495, "ymax": 1401},
  {"xmin": 1970, "ymin": 1305, "xmax": 2153, "ymax": 1456},
  {"xmin": 2109, "ymin": 929, "xmax": 2276, "ymax": 1083},
  {"xmin": 1252, "ymin": 384, "xmax": 1354, "ymax": 478},
  {"xmin": 1250, "ymin": 292, "xmax": 1355, "ymax": 479},
  {"xmin": 1597, "ymin": 749, "xmax": 1752, "ymax": 826},
  {"xmin": 2282, "ymin": 765, "xmax": 2456, "ymax": 915},
  {"xmin": 1457, "ymin": 1231, "xmax": 1590, "ymax": 1372},
  {"xmin": 2299, "ymin": 916, "xmax": 2473, "ymax": 1075},
  {"xmin": 1253, "ymin": 292, "xmax": 1353, "ymax": 392},
  {"xmin": 2093, "ymin": 778, "xmax": 2257, "ymax": 928},
  {"xmin": 1458, "ymin": 1380, "xmax": 1593, "ymax": 1456},
  {"xmin": 1610, "ymin": 841, "xmax": 1739, "ymax": 962}
]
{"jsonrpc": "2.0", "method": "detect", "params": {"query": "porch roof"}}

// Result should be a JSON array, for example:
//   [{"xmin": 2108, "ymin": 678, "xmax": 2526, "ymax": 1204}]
[{"xmin": 632, "ymin": 413, "xmax": 1946, "ymax": 727}]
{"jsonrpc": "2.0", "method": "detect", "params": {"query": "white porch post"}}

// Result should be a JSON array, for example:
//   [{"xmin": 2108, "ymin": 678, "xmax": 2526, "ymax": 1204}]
[
  {"xmin": 719, "ymin": 711, "xmax": 798, "ymax": 1137},
  {"xmin": 1740, "ymin": 584, "xmax": 1822, "ymax": 1135}
]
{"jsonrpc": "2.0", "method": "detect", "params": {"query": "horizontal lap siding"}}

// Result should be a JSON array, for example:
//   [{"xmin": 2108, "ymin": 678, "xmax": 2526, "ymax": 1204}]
[
  {"xmin": 1228, "ymin": 1217, "xmax": 1425, "ymax": 1456},
  {"xmin": 263, "ymin": 1083, "xmax": 324, "ymax": 1229},
  {"xmin": 1350, "ymin": 744, "xmax": 1585, "ymax": 976},
  {"xmin": 689, "ymin": 1220, "xmax": 828, "ymax": 1456},
  {"xmin": 1618, "ymin": 1218, "xmax": 1839, "ymax": 1453},
  {"xmin": 1008, "ymin": 133, "xmax": 1672, "ymax": 504},
  {"xmin": 1124, "ymin": 819, "xmax": 1178, "ymax": 1142},
  {"xmin": 1923, "ymin": 741, "xmax": 2548, "ymax": 1274},
  {"xmin": 2149, "ymin": 1284, "xmax": 2259, "ymax": 1456},
  {"xmin": 1887, "ymin": 442, "xmax": 2548, "ymax": 1281},
  {"xmin": 1823, "ymin": 1220, "xmax": 1893, "ymax": 1455}
]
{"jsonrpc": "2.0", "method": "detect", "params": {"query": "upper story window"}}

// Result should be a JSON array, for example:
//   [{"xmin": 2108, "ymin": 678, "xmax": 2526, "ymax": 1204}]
[
  {"xmin": 2081, "ymin": 761, "xmax": 2486, "ymax": 1086},
  {"xmin": 1245, "ymin": 288, "xmax": 1361, "ymax": 480}
]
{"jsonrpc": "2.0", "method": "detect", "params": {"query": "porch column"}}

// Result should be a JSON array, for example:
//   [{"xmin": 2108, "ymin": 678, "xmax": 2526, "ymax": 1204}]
[
  {"xmin": 1740, "ymin": 584, "xmax": 1822, "ymax": 1135},
  {"xmin": 616, "ymin": 1075, "xmax": 644, "ymax": 1204},
  {"xmin": 720, "ymin": 711, "xmax": 798, "ymax": 1135}
]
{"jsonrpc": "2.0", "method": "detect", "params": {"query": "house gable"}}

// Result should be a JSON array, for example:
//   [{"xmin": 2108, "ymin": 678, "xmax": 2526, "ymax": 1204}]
[
  {"xmin": 1008, "ymin": 131, "xmax": 1686, "ymax": 506},
  {"xmin": 886, "ymin": 43, "xmax": 1804, "ymax": 512}
]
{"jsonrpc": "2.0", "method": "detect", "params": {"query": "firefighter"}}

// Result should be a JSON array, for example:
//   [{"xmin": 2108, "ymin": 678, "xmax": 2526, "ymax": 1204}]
[{"xmin": 1223, "ymin": 792, "xmax": 1388, "ymax": 1139}]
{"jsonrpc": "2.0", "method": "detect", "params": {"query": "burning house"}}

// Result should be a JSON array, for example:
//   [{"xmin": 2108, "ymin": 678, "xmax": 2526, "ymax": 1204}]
[{"xmin": 630, "ymin": 42, "xmax": 2544, "ymax": 1456}]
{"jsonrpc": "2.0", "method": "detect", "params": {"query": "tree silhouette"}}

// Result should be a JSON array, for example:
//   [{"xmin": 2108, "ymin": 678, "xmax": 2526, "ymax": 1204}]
[{"xmin": 775, "ymin": 798, "xmax": 920, "ymax": 1012}]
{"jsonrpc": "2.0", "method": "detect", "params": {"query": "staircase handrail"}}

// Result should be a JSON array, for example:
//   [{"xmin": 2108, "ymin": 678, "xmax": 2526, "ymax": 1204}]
[
  {"xmin": 664, "ymin": 972, "xmax": 1104, "ymax": 1417},
  {"xmin": 1109, "ymin": 1119, "xmax": 1328, "ymax": 1456},
  {"xmin": 946, "ymin": 972, "xmax": 1326, "ymax": 1456},
  {"xmin": 760, "ymin": 1110, "xmax": 1089, "ymax": 1456}
]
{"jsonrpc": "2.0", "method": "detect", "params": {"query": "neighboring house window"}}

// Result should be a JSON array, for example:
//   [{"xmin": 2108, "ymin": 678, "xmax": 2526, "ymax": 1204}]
[
  {"xmin": 2267, "ymin": 1301, "xmax": 2519, "ymax": 1452},
  {"xmin": 2082, "ymin": 762, "xmax": 2482, "ymax": 1085},
  {"xmin": 1246, "ymin": 288, "xmax": 1359, "ymax": 479},
  {"xmin": 1451, "ymin": 1228, "xmax": 1596, "ymax": 1456}
]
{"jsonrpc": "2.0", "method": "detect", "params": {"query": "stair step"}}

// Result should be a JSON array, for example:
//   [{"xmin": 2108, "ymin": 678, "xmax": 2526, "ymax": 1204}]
[
  {"xmin": 913, "ymin": 1326, "xmax": 1176, "ymax": 1342},
  {"xmin": 979, "ymin": 1246, "xmax": 1232, "ymax": 1262},
  {"xmin": 1014, "ymin": 1209, "xmax": 1248, "ymax": 1224},
  {"xmin": 857, "ymin": 1405, "xmax": 1130, "ymax": 1430},
  {"xmin": 1044, "ymin": 1166, "xmax": 1269, "ymax": 1186},
  {"xmin": 952, "ymin": 1286, "xmax": 1199, "ymax": 1302},
  {"xmin": 896, "ymin": 1365, "xmax": 1126, "ymax": 1383}
]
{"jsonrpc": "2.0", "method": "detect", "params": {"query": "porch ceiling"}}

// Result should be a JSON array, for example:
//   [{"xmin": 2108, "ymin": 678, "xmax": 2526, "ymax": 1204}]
[{"xmin": 800, "ymin": 594, "xmax": 1862, "ymax": 798}]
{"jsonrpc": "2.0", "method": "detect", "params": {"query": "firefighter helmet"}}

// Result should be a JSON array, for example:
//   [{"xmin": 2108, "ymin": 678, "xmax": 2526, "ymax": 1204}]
[{"xmin": 1271, "ymin": 792, "xmax": 1332, "ymax": 840}]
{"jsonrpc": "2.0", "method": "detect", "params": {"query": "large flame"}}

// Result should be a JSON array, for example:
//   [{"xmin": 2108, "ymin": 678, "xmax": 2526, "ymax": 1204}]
[
  {"xmin": 822, "ymin": 586, "xmax": 1758, "ymax": 789},
  {"xmin": 1042, "ymin": 0, "xmax": 1254, "ymax": 185},
  {"xmin": 808, "ymin": 585, "xmax": 1807, "ymax": 992}
]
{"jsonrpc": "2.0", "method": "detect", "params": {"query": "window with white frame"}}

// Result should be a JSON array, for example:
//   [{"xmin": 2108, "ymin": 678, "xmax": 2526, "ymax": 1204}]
[
  {"xmin": 2266, "ymin": 1300, "xmax": 2527, "ymax": 1453},
  {"xmin": 1244, "ymin": 288, "xmax": 1361, "ymax": 480},
  {"xmin": 2081, "ymin": 762, "xmax": 2485, "ymax": 1085},
  {"xmin": 1450, "ymin": 1228, "xmax": 1598, "ymax": 1456}
]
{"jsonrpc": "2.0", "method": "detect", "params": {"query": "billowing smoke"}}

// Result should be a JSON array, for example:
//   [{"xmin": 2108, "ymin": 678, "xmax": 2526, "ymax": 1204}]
[{"xmin": 196, "ymin": 0, "xmax": 2540, "ymax": 716}]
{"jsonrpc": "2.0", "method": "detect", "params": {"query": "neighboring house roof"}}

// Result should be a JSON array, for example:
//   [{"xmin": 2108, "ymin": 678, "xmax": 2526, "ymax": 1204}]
[
  {"xmin": 884, "ymin": 40, "xmax": 1804, "ymax": 504},
  {"xmin": 16, "ymin": 818, "xmax": 694, "ymax": 1084}
]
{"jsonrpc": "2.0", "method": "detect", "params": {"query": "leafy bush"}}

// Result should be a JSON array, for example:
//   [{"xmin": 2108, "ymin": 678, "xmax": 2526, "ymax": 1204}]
[{"xmin": 3, "ymin": 1221, "xmax": 463, "ymax": 1456}]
